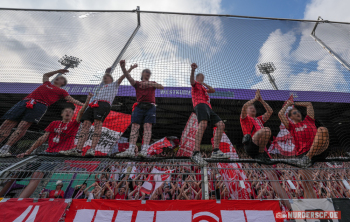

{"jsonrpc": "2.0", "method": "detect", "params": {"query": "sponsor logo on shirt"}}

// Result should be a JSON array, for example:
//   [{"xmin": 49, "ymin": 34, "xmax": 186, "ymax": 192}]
[
  {"xmin": 45, "ymin": 85, "xmax": 53, "ymax": 89},
  {"xmin": 295, "ymin": 124, "xmax": 307, "ymax": 132}
]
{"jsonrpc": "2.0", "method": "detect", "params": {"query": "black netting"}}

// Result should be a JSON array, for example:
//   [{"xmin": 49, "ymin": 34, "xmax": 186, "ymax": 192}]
[{"xmin": 0, "ymin": 9, "xmax": 350, "ymax": 170}]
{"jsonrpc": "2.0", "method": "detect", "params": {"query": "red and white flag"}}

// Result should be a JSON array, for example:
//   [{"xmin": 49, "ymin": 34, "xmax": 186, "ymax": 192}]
[
  {"xmin": 72, "ymin": 105, "xmax": 131, "ymax": 156},
  {"xmin": 268, "ymin": 95, "xmax": 296, "ymax": 156},
  {"xmin": 147, "ymin": 137, "xmax": 173, "ymax": 156},
  {"xmin": 211, "ymin": 127, "xmax": 239, "ymax": 159},
  {"xmin": 0, "ymin": 199, "xmax": 67, "ymax": 222},
  {"xmin": 177, "ymin": 113, "xmax": 198, "ymax": 157},
  {"xmin": 211, "ymin": 128, "xmax": 253, "ymax": 199},
  {"xmin": 140, "ymin": 168, "xmax": 174, "ymax": 194}
]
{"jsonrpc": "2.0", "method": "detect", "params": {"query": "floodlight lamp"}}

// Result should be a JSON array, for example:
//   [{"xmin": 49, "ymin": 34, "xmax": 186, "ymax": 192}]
[
  {"xmin": 257, "ymin": 62, "xmax": 276, "ymax": 74},
  {"xmin": 58, "ymin": 55, "xmax": 82, "ymax": 69}
]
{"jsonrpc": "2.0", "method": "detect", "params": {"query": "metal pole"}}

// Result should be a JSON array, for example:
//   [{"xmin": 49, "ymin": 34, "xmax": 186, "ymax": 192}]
[
  {"xmin": 267, "ymin": 72, "xmax": 278, "ymax": 90},
  {"xmin": 201, "ymin": 166, "xmax": 209, "ymax": 200},
  {"xmin": 310, "ymin": 17, "xmax": 350, "ymax": 71},
  {"xmin": 91, "ymin": 6, "xmax": 141, "ymax": 100},
  {"xmin": 0, "ymin": 155, "xmax": 37, "ymax": 178}
]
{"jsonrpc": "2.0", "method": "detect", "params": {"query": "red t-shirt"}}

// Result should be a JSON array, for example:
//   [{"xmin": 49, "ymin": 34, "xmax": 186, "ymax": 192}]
[
  {"xmin": 45, "ymin": 120, "xmax": 80, "ymax": 152},
  {"xmin": 240, "ymin": 115, "xmax": 265, "ymax": 136},
  {"xmin": 287, "ymin": 115, "xmax": 317, "ymax": 155},
  {"xmin": 24, "ymin": 81, "xmax": 69, "ymax": 106},
  {"xmin": 134, "ymin": 81, "xmax": 156, "ymax": 104},
  {"xmin": 115, "ymin": 193, "xmax": 126, "ymax": 200},
  {"xmin": 191, "ymin": 81, "xmax": 211, "ymax": 109},
  {"xmin": 49, "ymin": 190, "xmax": 64, "ymax": 198}
]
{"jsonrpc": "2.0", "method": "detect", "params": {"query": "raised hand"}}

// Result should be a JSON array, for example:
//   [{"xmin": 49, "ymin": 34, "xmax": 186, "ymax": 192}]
[
  {"xmin": 286, "ymin": 100, "xmax": 294, "ymax": 107},
  {"xmin": 254, "ymin": 89, "xmax": 261, "ymax": 101},
  {"xmin": 191, "ymin": 63, "xmax": 198, "ymax": 70},
  {"xmin": 120, "ymin": 60, "xmax": 126, "ymax": 68},
  {"xmin": 87, "ymin": 92, "xmax": 93, "ymax": 100},
  {"xmin": 130, "ymin": 64, "xmax": 138, "ymax": 69}
]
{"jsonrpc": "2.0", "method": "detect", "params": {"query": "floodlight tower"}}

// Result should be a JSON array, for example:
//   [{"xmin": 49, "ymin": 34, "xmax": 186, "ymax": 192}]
[
  {"xmin": 257, "ymin": 62, "xmax": 278, "ymax": 90},
  {"xmin": 51, "ymin": 55, "xmax": 82, "ymax": 84}
]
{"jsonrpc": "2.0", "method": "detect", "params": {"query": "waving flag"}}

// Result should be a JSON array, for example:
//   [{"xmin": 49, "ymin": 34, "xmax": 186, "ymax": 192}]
[
  {"xmin": 177, "ymin": 113, "xmax": 198, "ymax": 157},
  {"xmin": 268, "ymin": 95, "xmax": 296, "ymax": 156},
  {"xmin": 140, "ymin": 168, "xmax": 174, "ymax": 195},
  {"xmin": 212, "ymin": 128, "xmax": 252, "ymax": 199},
  {"xmin": 72, "ymin": 104, "xmax": 131, "ymax": 156},
  {"xmin": 147, "ymin": 137, "xmax": 173, "ymax": 156}
]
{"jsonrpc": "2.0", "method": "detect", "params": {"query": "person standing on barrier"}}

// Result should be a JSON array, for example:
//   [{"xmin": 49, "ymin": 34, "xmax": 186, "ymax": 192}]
[
  {"xmin": 115, "ymin": 60, "xmax": 164, "ymax": 158},
  {"xmin": 240, "ymin": 89, "xmax": 273, "ymax": 164},
  {"xmin": 279, "ymin": 101, "xmax": 329, "ymax": 198},
  {"xmin": 60, "ymin": 65, "xmax": 137, "ymax": 157},
  {"xmin": 279, "ymin": 101, "xmax": 329, "ymax": 168},
  {"xmin": 190, "ymin": 63, "xmax": 229, "ymax": 167},
  {"xmin": 0, "ymin": 69, "xmax": 84, "ymax": 157}
]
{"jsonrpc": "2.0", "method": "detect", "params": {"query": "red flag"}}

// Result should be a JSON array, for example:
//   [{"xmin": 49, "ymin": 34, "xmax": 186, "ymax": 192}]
[
  {"xmin": 147, "ymin": 137, "xmax": 173, "ymax": 156},
  {"xmin": 72, "ymin": 105, "xmax": 131, "ymax": 156}
]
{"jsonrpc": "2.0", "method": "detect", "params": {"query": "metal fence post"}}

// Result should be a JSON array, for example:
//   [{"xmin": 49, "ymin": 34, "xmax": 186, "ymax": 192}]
[{"xmin": 201, "ymin": 166, "xmax": 209, "ymax": 200}]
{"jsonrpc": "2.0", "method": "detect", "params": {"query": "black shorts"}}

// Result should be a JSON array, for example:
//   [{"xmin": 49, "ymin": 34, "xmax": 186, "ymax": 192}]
[
  {"xmin": 81, "ymin": 101, "xmax": 111, "ymax": 123},
  {"xmin": 1, "ymin": 100, "xmax": 48, "ymax": 124},
  {"xmin": 194, "ymin": 103, "xmax": 221, "ymax": 125},
  {"xmin": 244, "ymin": 139, "xmax": 260, "ymax": 158}
]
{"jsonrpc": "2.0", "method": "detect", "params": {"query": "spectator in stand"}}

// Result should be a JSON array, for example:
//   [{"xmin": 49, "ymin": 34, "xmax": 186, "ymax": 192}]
[
  {"xmin": 101, "ymin": 183, "xmax": 115, "ymax": 199},
  {"xmin": 0, "ymin": 69, "xmax": 84, "ymax": 157},
  {"xmin": 0, "ymin": 99, "xmax": 91, "ymax": 198},
  {"xmin": 279, "ymin": 101, "xmax": 329, "ymax": 198},
  {"xmin": 49, "ymin": 180, "xmax": 65, "ymax": 199},
  {"xmin": 116, "ymin": 60, "xmax": 164, "ymax": 158},
  {"xmin": 60, "ymin": 65, "xmax": 137, "ymax": 157},
  {"xmin": 240, "ymin": 89, "xmax": 273, "ymax": 163},
  {"xmin": 85, "ymin": 182, "xmax": 102, "ymax": 200},
  {"xmin": 115, "ymin": 186, "xmax": 128, "ymax": 200},
  {"xmin": 72, "ymin": 183, "xmax": 87, "ymax": 199},
  {"xmin": 189, "ymin": 63, "xmax": 229, "ymax": 167}
]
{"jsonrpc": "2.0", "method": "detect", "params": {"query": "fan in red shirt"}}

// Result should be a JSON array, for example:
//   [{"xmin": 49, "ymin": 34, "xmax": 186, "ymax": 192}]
[
  {"xmin": 0, "ymin": 69, "xmax": 84, "ymax": 157},
  {"xmin": 116, "ymin": 60, "xmax": 164, "ymax": 158},
  {"xmin": 240, "ymin": 89, "xmax": 273, "ymax": 163},
  {"xmin": 279, "ymin": 101, "xmax": 329, "ymax": 198},
  {"xmin": 189, "ymin": 63, "xmax": 229, "ymax": 167},
  {"xmin": 48, "ymin": 180, "xmax": 65, "ymax": 199}
]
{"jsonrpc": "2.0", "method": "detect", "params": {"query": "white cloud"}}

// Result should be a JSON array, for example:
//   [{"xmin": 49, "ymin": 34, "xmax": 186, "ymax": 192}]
[{"xmin": 304, "ymin": 0, "xmax": 350, "ymax": 22}]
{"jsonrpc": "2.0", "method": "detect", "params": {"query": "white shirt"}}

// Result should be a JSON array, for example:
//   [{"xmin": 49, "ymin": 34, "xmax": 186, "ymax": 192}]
[{"xmin": 94, "ymin": 81, "xmax": 119, "ymax": 104}]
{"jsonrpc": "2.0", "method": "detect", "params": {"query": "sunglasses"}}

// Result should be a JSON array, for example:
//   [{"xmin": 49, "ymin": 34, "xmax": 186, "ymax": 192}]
[{"xmin": 292, "ymin": 110, "xmax": 301, "ymax": 115}]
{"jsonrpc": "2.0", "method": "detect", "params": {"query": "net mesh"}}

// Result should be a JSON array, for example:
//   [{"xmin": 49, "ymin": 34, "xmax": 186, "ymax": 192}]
[{"xmin": 0, "ymin": 9, "xmax": 350, "ymax": 202}]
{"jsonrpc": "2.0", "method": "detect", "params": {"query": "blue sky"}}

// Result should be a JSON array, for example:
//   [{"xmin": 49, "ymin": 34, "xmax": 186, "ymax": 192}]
[{"xmin": 221, "ymin": 0, "xmax": 310, "ymax": 20}]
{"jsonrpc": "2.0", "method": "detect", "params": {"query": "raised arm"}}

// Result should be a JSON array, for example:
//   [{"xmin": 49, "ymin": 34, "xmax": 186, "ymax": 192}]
[
  {"xmin": 17, "ymin": 132, "xmax": 50, "ymax": 158},
  {"xmin": 76, "ymin": 93, "xmax": 93, "ymax": 122},
  {"xmin": 120, "ymin": 60, "xmax": 136, "ymax": 86},
  {"xmin": 278, "ymin": 100, "xmax": 294, "ymax": 130},
  {"xmin": 202, "ymin": 82, "xmax": 215, "ymax": 93},
  {"xmin": 43, "ymin": 69, "xmax": 69, "ymax": 83},
  {"xmin": 117, "ymin": 64, "xmax": 138, "ymax": 85},
  {"xmin": 257, "ymin": 90, "xmax": 273, "ymax": 121},
  {"xmin": 64, "ymin": 95, "xmax": 84, "ymax": 106},
  {"xmin": 241, "ymin": 90, "xmax": 259, "ymax": 119},
  {"xmin": 190, "ymin": 63, "xmax": 197, "ymax": 86},
  {"xmin": 294, "ymin": 102, "xmax": 314, "ymax": 119},
  {"xmin": 139, "ymin": 81, "xmax": 164, "ymax": 90}
]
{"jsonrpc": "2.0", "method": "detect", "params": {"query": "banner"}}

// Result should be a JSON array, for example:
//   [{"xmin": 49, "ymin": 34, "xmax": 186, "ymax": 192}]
[
  {"xmin": 211, "ymin": 127, "xmax": 239, "ymax": 159},
  {"xmin": 290, "ymin": 199, "xmax": 339, "ymax": 222},
  {"xmin": 73, "ymin": 105, "xmax": 131, "ymax": 156},
  {"xmin": 268, "ymin": 95, "xmax": 296, "ymax": 156},
  {"xmin": 65, "ymin": 199, "xmax": 283, "ymax": 222},
  {"xmin": 147, "ymin": 137, "xmax": 173, "ymax": 156},
  {"xmin": 177, "ymin": 113, "xmax": 198, "ymax": 157},
  {"xmin": 0, "ymin": 199, "xmax": 67, "ymax": 222}
]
